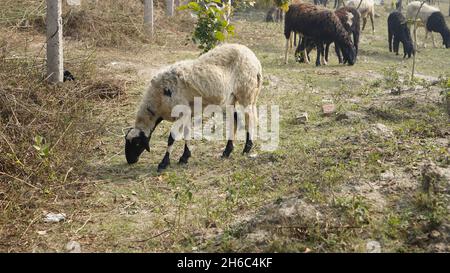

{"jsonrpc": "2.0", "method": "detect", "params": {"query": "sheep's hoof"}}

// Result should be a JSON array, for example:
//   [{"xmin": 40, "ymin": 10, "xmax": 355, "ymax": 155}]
[
  {"xmin": 222, "ymin": 141, "xmax": 234, "ymax": 158},
  {"xmin": 157, "ymin": 157, "xmax": 170, "ymax": 172},
  {"xmin": 242, "ymin": 140, "xmax": 253, "ymax": 154},
  {"xmin": 157, "ymin": 166, "xmax": 167, "ymax": 173},
  {"xmin": 178, "ymin": 157, "xmax": 189, "ymax": 165},
  {"xmin": 221, "ymin": 152, "xmax": 232, "ymax": 158}
]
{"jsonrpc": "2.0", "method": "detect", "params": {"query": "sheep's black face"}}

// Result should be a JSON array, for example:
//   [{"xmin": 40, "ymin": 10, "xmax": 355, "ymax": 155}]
[
  {"xmin": 125, "ymin": 129, "xmax": 150, "ymax": 164},
  {"xmin": 404, "ymin": 44, "xmax": 415, "ymax": 58},
  {"xmin": 342, "ymin": 44, "xmax": 356, "ymax": 66},
  {"xmin": 444, "ymin": 37, "xmax": 450, "ymax": 48}
]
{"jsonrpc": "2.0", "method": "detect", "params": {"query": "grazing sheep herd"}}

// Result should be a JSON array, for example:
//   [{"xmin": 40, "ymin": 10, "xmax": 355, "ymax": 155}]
[
  {"xmin": 294, "ymin": 5, "xmax": 360, "ymax": 64},
  {"xmin": 284, "ymin": 3, "xmax": 357, "ymax": 65},
  {"xmin": 125, "ymin": 1, "xmax": 449, "ymax": 172}
]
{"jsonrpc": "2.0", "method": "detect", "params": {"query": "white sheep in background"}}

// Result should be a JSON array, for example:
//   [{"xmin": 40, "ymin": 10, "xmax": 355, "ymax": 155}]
[
  {"xmin": 125, "ymin": 43, "xmax": 263, "ymax": 172},
  {"xmin": 406, "ymin": 1, "xmax": 450, "ymax": 48},
  {"xmin": 346, "ymin": 0, "xmax": 375, "ymax": 33}
]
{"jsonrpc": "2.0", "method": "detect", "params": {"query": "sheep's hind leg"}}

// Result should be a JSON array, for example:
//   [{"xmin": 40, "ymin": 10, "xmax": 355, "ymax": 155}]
[
  {"xmin": 335, "ymin": 44, "xmax": 343, "ymax": 64},
  {"xmin": 179, "ymin": 141, "xmax": 191, "ymax": 164},
  {"xmin": 157, "ymin": 133, "xmax": 174, "ymax": 172},
  {"xmin": 178, "ymin": 126, "xmax": 192, "ymax": 164},
  {"xmin": 243, "ymin": 106, "xmax": 256, "ymax": 154},
  {"xmin": 222, "ymin": 111, "xmax": 237, "ymax": 158},
  {"xmin": 323, "ymin": 43, "xmax": 330, "ymax": 65}
]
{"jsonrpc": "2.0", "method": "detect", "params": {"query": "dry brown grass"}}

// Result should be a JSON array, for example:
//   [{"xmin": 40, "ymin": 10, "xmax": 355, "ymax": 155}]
[
  {"xmin": 1, "ymin": 0, "xmax": 195, "ymax": 48},
  {"xmin": 0, "ymin": 0, "xmax": 199, "ymax": 252}
]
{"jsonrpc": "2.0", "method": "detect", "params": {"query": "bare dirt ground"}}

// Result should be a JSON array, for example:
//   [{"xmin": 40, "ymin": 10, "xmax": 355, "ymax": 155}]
[{"xmin": 1, "ymin": 3, "xmax": 449, "ymax": 252}]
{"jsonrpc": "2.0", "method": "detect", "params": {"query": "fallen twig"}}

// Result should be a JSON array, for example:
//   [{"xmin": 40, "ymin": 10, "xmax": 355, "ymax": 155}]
[{"xmin": 133, "ymin": 229, "xmax": 171, "ymax": 243}]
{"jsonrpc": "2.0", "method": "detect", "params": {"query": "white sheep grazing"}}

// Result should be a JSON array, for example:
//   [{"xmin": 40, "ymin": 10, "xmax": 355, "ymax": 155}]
[
  {"xmin": 406, "ymin": 1, "xmax": 448, "ymax": 48},
  {"xmin": 346, "ymin": 0, "xmax": 375, "ymax": 33},
  {"xmin": 125, "ymin": 43, "xmax": 263, "ymax": 172}
]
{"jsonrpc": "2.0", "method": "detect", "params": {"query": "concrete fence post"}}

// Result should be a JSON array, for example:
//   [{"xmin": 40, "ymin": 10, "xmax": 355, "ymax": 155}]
[
  {"xmin": 144, "ymin": 0, "xmax": 154, "ymax": 37},
  {"xmin": 46, "ymin": 0, "xmax": 63, "ymax": 83}
]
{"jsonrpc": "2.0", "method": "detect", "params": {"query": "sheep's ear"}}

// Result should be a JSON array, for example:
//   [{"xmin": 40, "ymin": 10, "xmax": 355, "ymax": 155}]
[{"xmin": 124, "ymin": 128, "xmax": 132, "ymax": 139}]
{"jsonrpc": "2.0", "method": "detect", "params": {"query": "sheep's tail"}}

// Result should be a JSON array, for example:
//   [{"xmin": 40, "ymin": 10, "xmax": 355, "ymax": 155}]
[{"xmin": 257, "ymin": 72, "xmax": 262, "ymax": 89}]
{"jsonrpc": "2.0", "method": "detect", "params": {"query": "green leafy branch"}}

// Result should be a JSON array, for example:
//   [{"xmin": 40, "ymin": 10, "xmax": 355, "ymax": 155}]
[{"xmin": 179, "ymin": 0, "xmax": 235, "ymax": 53}]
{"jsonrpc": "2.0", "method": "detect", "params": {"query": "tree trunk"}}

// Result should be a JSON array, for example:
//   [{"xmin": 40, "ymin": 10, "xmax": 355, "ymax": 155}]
[
  {"xmin": 144, "ymin": 0, "xmax": 154, "ymax": 37},
  {"xmin": 166, "ymin": 0, "xmax": 174, "ymax": 16},
  {"xmin": 46, "ymin": 0, "xmax": 63, "ymax": 83}
]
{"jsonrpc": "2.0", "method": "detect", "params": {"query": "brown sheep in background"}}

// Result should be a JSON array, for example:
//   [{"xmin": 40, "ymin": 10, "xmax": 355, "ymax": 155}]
[
  {"xmin": 284, "ymin": 3, "xmax": 356, "ymax": 66},
  {"xmin": 295, "ymin": 6, "xmax": 360, "ymax": 64}
]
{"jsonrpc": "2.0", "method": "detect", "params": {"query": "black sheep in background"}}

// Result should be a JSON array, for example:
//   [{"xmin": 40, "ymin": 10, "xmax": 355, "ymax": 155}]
[
  {"xmin": 63, "ymin": 70, "xmax": 75, "ymax": 82},
  {"xmin": 284, "ymin": 3, "xmax": 356, "ymax": 66},
  {"xmin": 294, "ymin": 6, "xmax": 360, "ymax": 64},
  {"xmin": 426, "ymin": 11, "xmax": 450, "ymax": 48},
  {"xmin": 265, "ymin": 7, "xmax": 276, "ymax": 22},
  {"xmin": 387, "ymin": 11, "xmax": 415, "ymax": 58}
]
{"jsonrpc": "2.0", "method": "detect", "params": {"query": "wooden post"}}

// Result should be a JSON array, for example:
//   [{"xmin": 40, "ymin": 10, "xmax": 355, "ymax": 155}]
[
  {"xmin": 412, "ymin": 1, "xmax": 426, "ymax": 80},
  {"xmin": 144, "ymin": 0, "xmax": 154, "ymax": 37},
  {"xmin": 46, "ymin": 0, "xmax": 63, "ymax": 83},
  {"xmin": 166, "ymin": 0, "xmax": 174, "ymax": 16}
]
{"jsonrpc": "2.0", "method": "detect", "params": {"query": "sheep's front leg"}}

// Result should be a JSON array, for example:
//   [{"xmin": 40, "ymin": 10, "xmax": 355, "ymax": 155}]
[
  {"xmin": 370, "ymin": 13, "xmax": 375, "ymax": 33},
  {"xmin": 393, "ymin": 37, "xmax": 400, "ymax": 55},
  {"xmin": 284, "ymin": 38, "xmax": 290, "ymax": 64},
  {"xmin": 431, "ymin": 32, "xmax": 436, "ymax": 48},
  {"xmin": 157, "ymin": 133, "xmax": 174, "ymax": 172},
  {"xmin": 388, "ymin": 27, "xmax": 393, "ymax": 52},
  {"xmin": 179, "ymin": 141, "xmax": 191, "ymax": 164},
  {"xmin": 289, "ymin": 34, "xmax": 293, "ymax": 49},
  {"xmin": 316, "ymin": 43, "xmax": 324, "ymax": 66}
]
